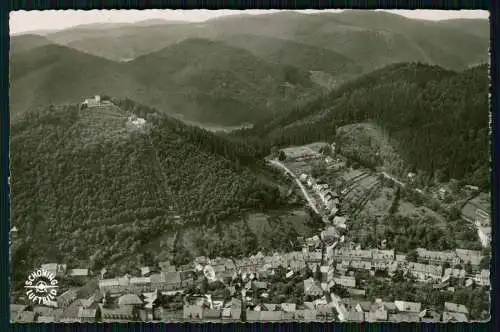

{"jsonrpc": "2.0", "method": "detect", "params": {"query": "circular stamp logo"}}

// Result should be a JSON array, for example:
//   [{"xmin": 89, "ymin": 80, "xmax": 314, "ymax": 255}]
[{"xmin": 24, "ymin": 269, "xmax": 59, "ymax": 305}]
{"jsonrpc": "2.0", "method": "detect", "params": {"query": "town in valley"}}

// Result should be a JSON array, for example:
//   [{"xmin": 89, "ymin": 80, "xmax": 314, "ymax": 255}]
[
  {"xmin": 11, "ymin": 103, "xmax": 491, "ymax": 322},
  {"xmin": 9, "ymin": 9, "xmax": 491, "ymax": 323}
]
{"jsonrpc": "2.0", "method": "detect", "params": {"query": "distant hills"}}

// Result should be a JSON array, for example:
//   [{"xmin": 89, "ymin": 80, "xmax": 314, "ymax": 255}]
[
  {"xmin": 10, "ymin": 40, "xmax": 319, "ymax": 124},
  {"xmin": 10, "ymin": 11, "xmax": 489, "ymax": 126},
  {"xmin": 14, "ymin": 11, "xmax": 488, "ymax": 70},
  {"xmin": 242, "ymin": 63, "xmax": 490, "ymax": 189}
]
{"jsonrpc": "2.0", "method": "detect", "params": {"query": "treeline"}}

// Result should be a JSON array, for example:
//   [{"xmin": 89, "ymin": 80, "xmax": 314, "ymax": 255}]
[
  {"xmin": 114, "ymin": 98, "xmax": 272, "ymax": 166},
  {"xmin": 238, "ymin": 63, "xmax": 490, "ymax": 189}
]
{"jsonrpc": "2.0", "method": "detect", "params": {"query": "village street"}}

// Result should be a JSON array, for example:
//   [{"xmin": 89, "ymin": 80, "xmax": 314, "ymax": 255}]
[{"xmin": 268, "ymin": 159, "xmax": 322, "ymax": 216}]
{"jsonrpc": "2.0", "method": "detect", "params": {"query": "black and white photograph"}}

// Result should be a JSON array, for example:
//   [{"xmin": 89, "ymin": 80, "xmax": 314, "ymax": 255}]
[{"xmin": 9, "ymin": 9, "xmax": 491, "ymax": 323}]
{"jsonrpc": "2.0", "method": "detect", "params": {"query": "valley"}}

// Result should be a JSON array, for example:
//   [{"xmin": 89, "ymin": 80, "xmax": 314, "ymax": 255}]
[{"xmin": 8, "ymin": 10, "xmax": 491, "ymax": 324}]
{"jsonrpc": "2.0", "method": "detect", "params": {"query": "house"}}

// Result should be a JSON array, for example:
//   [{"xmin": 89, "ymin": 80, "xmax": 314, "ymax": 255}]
[
  {"xmin": 299, "ymin": 174, "xmax": 308, "ymax": 182},
  {"xmin": 477, "ymin": 226, "xmax": 491, "ymax": 247},
  {"xmin": 304, "ymin": 251, "xmax": 322, "ymax": 263},
  {"xmin": 464, "ymin": 184, "xmax": 480, "ymax": 191},
  {"xmin": 98, "ymin": 278, "xmax": 121, "ymax": 293},
  {"xmin": 442, "ymin": 268, "xmax": 466, "ymax": 281},
  {"xmin": 203, "ymin": 308, "xmax": 221, "ymax": 321},
  {"xmin": 60, "ymin": 299, "xmax": 87, "ymax": 322},
  {"xmin": 350, "ymin": 260, "xmax": 372, "ymax": 270},
  {"xmin": 16, "ymin": 311, "xmax": 36, "ymax": 322},
  {"xmin": 455, "ymin": 249, "xmax": 484, "ymax": 266},
  {"xmin": 77, "ymin": 307, "xmax": 98, "ymax": 322},
  {"xmin": 306, "ymin": 235, "xmax": 322, "ymax": 248},
  {"xmin": 82, "ymin": 95, "xmax": 101, "ymax": 108},
  {"xmin": 251, "ymin": 310, "xmax": 284, "ymax": 321},
  {"xmin": 252, "ymin": 281, "xmax": 268, "ymax": 290},
  {"xmin": 294, "ymin": 309, "xmax": 317, "ymax": 321},
  {"xmin": 354, "ymin": 301, "xmax": 372, "ymax": 313},
  {"xmin": 461, "ymin": 193, "xmax": 490, "ymax": 226},
  {"xmin": 10, "ymin": 304, "xmax": 28, "ymax": 321},
  {"xmin": 159, "ymin": 261, "xmax": 176, "ymax": 272},
  {"xmin": 444, "ymin": 302, "xmax": 469, "ymax": 315},
  {"xmin": 345, "ymin": 310, "xmax": 365, "ymax": 322},
  {"xmin": 474, "ymin": 269, "xmax": 490, "ymax": 287},
  {"xmin": 371, "ymin": 249, "xmax": 395, "ymax": 262},
  {"xmin": 442, "ymin": 311, "xmax": 468, "ymax": 322},
  {"xmin": 304, "ymin": 278, "xmax": 323, "ymax": 297},
  {"xmin": 68, "ymin": 268, "xmax": 89, "ymax": 277},
  {"xmin": 118, "ymin": 294, "xmax": 143, "ymax": 309},
  {"xmin": 333, "ymin": 302, "xmax": 349, "ymax": 321},
  {"xmin": 416, "ymin": 248, "xmax": 459, "ymax": 265},
  {"xmin": 183, "ymin": 304, "xmax": 203, "ymax": 320},
  {"xmin": 37, "ymin": 315, "xmax": 56, "ymax": 322},
  {"xmin": 130, "ymin": 276, "xmax": 151, "ymax": 292},
  {"xmin": 347, "ymin": 288, "xmax": 366, "ymax": 296},
  {"xmin": 41, "ymin": 263, "xmax": 67, "ymax": 277},
  {"xmin": 157, "ymin": 271, "xmax": 182, "ymax": 290},
  {"xmin": 389, "ymin": 312, "xmax": 420, "ymax": 322},
  {"xmin": 333, "ymin": 276, "xmax": 356, "ymax": 288},
  {"xmin": 419, "ymin": 308, "xmax": 441, "ymax": 322},
  {"xmin": 405, "ymin": 262, "xmax": 443, "ymax": 282},
  {"xmin": 333, "ymin": 248, "xmax": 372, "ymax": 261},
  {"xmin": 316, "ymin": 305, "xmax": 334, "ymax": 320},
  {"xmin": 394, "ymin": 300, "xmax": 421, "ymax": 313},
  {"xmin": 142, "ymin": 290, "xmax": 161, "ymax": 320},
  {"xmin": 57, "ymin": 289, "xmax": 78, "ymax": 309},
  {"xmin": 365, "ymin": 300, "xmax": 388, "ymax": 321},
  {"xmin": 98, "ymin": 304, "xmax": 135, "ymax": 322},
  {"xmin": 395, "ymin": 254, "xmax": 407, "ymax": 262},
  {"xmin": 140, "ymin": 267, "xmax": 153, "ymax": 276},
  {"xmin": 281, "ymin": 303, "xmax": 296, "ymax": 312}
]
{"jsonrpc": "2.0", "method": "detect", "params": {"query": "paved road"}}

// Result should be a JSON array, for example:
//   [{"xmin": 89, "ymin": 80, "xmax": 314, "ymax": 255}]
[
  {"xmin": 381, "ymin": 171, "xmax": 406, "ymax": 188},
  {"xmin": 268, "ymin": 159, "xmax": 321, "ymax": 215}
]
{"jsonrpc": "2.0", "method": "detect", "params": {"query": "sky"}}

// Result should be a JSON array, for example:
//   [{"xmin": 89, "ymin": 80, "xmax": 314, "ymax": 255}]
[{"xmin": 10, "ymin": 9, "xmax": 489, "ymax": 35}]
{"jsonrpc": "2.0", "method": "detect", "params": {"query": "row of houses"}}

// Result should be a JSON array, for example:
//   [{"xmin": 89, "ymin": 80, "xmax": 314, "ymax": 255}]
[
  {"xmin": 98, "ymin": 271, "xmax": 186, "ymax": 295},
  {"xmin": 331, "ymin": 247, "xmax": 485, "ymax": 266},
  {"xmin": 181, "ymin": 292, "xmax": 472, "ymax": 323},
  {"xmin": 300, "ymin": 174, "xmax": 341, "ymax": 218},
  {"xmin": 328, "ymin": 249, "xmax": 489, "ymax": 287},
  {"xmin": 40, "ymin": 263, "xmax": 89, "ymax": 279}
]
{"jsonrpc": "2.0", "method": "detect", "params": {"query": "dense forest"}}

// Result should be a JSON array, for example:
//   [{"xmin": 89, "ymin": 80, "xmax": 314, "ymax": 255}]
[
  {"xmin": 239, "ymin": 63, "xmax": 490, "ymax": 189},
  {"xmin": 10, "ymin": 100, "xmax": 284, "ymax": 288}
]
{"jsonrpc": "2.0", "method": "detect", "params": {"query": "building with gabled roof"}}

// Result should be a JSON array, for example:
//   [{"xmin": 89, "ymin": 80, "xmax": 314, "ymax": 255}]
[
  {"xmin": 118, "ymin": 294, "xmax": 143, "ymax": 307},
  {"xmin": 98, "ymin": 304, "xmax": 135, "ymax": 322},
  {"xmin": 405, "ymin": 262, "xmax": 443, "ymax": 282},
  {"xmin": 442, "ymin": 311, "xmax": 468, "ymax": 322},
  {"xmin": 77, "ymin": 307, "xmax": 98, "ymax": 322},
  {"xmin": 69, "ymin": 268, "xmax": 89, "ymax": 277},
  {"xmin": 394, "ymin": 300, "xmax": 421, "ymax": 313},
  {"xmin": 444, "ymin": 302, "xmax": 469, "ymax": 315}
]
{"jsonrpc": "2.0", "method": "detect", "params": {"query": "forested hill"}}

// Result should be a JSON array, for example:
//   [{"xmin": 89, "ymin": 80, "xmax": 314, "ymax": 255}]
[
  {"xmin": 10, "ymin": 100, "xmax": 281, "ymax": 286},
  {"xmin": 10, "ymin": 41, "xmax": 320, "ymax": 126},
  {"xmin": 240, "ymin": 63, "xmax": 490, "ymax": 189}
]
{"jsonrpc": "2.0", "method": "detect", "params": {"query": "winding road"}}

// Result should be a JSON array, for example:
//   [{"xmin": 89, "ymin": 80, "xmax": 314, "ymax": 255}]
[{"xmin": 268, "ymin": 159, "xmax": 321, "ymax": 215}]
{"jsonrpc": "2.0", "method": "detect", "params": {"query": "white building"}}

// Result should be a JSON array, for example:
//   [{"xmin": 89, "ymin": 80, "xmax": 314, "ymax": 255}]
[
  {"xmin": 477, "ymin": 227, "xmax": 491, "ymax": 247},
  {"xmin": 82, "ymin": 95, "xmax": 101, "ymax": 108}
]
